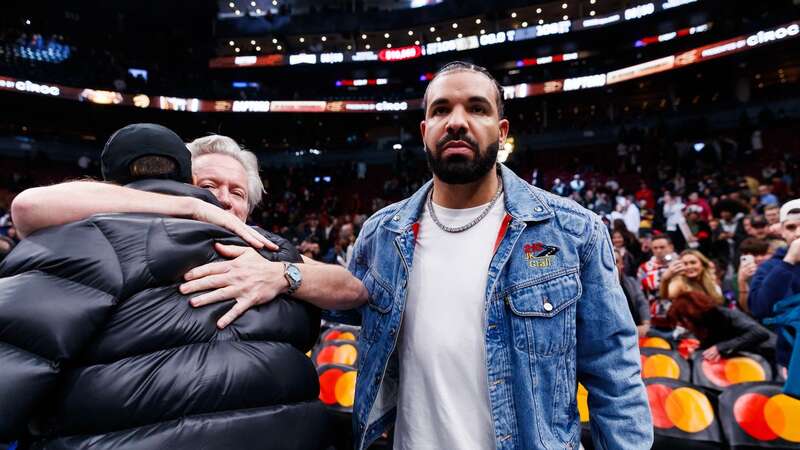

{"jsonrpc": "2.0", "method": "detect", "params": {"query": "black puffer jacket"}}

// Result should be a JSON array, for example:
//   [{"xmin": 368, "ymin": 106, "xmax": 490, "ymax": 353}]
[{"xmin": 0, "ymin": 182, "xmax": 327, "ymax": 449}]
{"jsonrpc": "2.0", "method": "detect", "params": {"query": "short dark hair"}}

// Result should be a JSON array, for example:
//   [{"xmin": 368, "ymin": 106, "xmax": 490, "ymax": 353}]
[
  {"xmin": 652, "ymin": 234, "xmax": 673, "ymax": 245},
  {"xmin": 739, "ymin": 237, "xmax": 769, "ymax": 256},
  {"xmin": 129, "ymin": 155, "xmax": 178, "ymax": 179},
  {"xmin": 422, "ymin": 61, "xmax": 504, "ymax": 118}
]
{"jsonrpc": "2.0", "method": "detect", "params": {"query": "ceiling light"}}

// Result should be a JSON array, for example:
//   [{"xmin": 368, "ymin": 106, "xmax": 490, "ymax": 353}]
[
  {"xmin": 272, "ymin": 0, "xmax": 277, "ymax": 4},
  {"xmin": 256, "ymin": 45, "xmax": 261, "ymax": 51},
  {"xmin": 590, "ymin": 10, "xmax": 596, "ymax": 16},
  {"xmin": 299, "ymin": 37, "xmax": 305, "ymax": 42},
  {"xmin": 563, "ymin": 15, "xmax": 568, "ymax": 20},
  {"xmin": 538, "ymin": 19, "xmax": 544, "ymax": 24},
  {"xmin": 277, "ymin": 45, "xmax": 282, "ymax": 50},
  {"xmin": 480, "ymin": 29, "xmax": 486, "ymax": 34},
  {"xmin": 475, "ymin": 19, "xmax": 481, "ymax": 24},
  {"xmin": 562, "ymin": 3, "xmax": 568, "ymax": 9},
  {"xmin": 436, "ymin": 36, "xmax": 442, "ymax": 42},
  {"xmin": 235, "ymin": 47, "xmax": 240, "ymax": 52},
  {"xmin": 452, "ymin": 23, "xmax": 458, "ymax": 28},
  {"xmin": 590, "ymin": 0, "xmax": 596, "ymax": 3},
  {"xmin": 250, "ymin": 1, "xmax": 256, "ymax": 6},
  {"xmin": 321, "ymin": 36, "xmax": 327, "ymax": 41},
  {"xmin": 536, "ymin": 7, "xmax": 542, "ymax": 13},
  {"xmin": 414, "ymin": 40, "xmax": 420, "ymax": 45},
  {"xmin": 361, "ymin": 34, "xmax": 367, "ymax": 39},
  {"xmin": 255, "ymin": 8, "xmax": 261, "ymax": 13},
  {"xmin": 347, "ymin": 44, "xmax": 352, "ymax": 50},
  {"xmin": 384, "ymin": 32, "xmax": 390, "ymax": 38},
  {"xmin": 387, "ymin": 43, "xmax": 392, "ymax": 48},
  {"xmin": 365, "ymin": 44, "xmax": 371, "ymax": 49},
  {"xmin": 522, "ymin": 21, "xmax": 528, "ymax": 27},
  {"xmin": 511, "ymin": 12, "xmax": 517, "ymax": 18},
  {"xmin": 229, "ymin": 40, "xmax": 235, "ymax": 46},
  {"xmin": 429, "ymin": 26, "xmax": 436, "ymax": 32},
  {"xmin": 250, "ymin": 39, "xmax": 256, "ymax": 45},
  {"xmin": 229, "ymin": 1, "xmax": 235, "ymax": 7},
  {"xmin": 408, "ymin": 30, "xmax": 414, "ymax": 35},
  {"xmin": 272, "ymin": 38, "xmax": 278, "ymax": 43},
  {"xmin": 457, "ymin": 33, "xmax": 463, "ymax": 38},
  {"xmin": 235, "ymin": 9, "xmax": 241, "ymax": 15}
]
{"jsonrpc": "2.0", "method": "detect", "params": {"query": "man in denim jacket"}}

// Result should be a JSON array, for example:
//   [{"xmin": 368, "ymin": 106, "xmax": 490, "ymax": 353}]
[{"xmin": 343, "ymin": 62, "xmax": 652, "ymax": 449}]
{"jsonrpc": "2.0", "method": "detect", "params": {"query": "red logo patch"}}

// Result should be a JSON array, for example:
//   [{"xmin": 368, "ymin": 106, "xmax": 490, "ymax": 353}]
[
  {"xmin": 522, "ymin": 242, "xmax": 560, "ymax": 268},
  {"xmin": 524, "ymin": 243, "xmax": 544, "ymax": 254}
]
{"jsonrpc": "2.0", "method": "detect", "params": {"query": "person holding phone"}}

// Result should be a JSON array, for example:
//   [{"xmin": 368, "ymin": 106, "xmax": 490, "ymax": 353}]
[
  {"xmin": 637, "ymin": 235, "xmax": 679, "ymax": 328},
  {"xmin": 736, "ymin": 238, "xmax": 772, "ymax": 312},
  {"xmin": 660, "ymin": 249, "xmax": 723, "ymax": 304}
]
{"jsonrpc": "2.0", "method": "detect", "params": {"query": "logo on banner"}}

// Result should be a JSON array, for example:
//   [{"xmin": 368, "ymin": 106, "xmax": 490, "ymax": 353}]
[{"xmin": 523, "ymin": 242, "xmax": 560, "ymax": 268}]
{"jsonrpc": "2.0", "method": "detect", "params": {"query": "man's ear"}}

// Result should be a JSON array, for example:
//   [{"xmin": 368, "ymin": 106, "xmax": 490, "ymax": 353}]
[
  {"xmin": 498, "ymin": 118, "xmax": 510, "ymax": 146},
  {"xmin": 420, "ymin": 120, "xmax": 427, "ymax": 151}
]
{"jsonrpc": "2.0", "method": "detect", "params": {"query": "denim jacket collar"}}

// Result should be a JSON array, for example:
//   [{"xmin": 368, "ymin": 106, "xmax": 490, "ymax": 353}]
[{"xmin": 381, "ymin": 164, "xmax": 554, "ymax": 234}]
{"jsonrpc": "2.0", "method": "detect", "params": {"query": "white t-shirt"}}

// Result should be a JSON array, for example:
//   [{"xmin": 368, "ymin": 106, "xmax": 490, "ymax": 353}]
[{"xmin": 394, "ymin": 193, "xmax": 505, "ymax": 450}]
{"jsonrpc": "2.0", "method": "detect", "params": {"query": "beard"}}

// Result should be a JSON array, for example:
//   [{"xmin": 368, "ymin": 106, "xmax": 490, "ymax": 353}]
[{"xmin": 425, "ymin": 133, "xmax": 499, "ymax": 184}]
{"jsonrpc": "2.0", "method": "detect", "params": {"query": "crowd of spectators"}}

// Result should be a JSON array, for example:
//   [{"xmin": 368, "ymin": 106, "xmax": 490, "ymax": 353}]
[
  {"xmin": 544, "ymin": 144, "xmax": 798, "ymax": 379},
  {"xmin": 0, "ymin": 119, "xmax": 798, "ymax": 385}
]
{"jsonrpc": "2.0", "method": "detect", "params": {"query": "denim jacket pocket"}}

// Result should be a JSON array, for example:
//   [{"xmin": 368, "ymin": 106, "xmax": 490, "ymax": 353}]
[
  {"xmin": 363, "ymin": 268, "xmax": 394, "ymax": 314},
  {"xmin": 361, "ymin": 269, "xmax": 394, "ymax": 344},
  {"xmin": 506, "ymin": 268, "xmax": 581, "ymax": 355}
]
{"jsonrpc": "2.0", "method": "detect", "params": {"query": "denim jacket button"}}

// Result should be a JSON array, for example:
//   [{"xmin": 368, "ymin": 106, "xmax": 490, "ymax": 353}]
[
  {"xmin": 543, "ymin": 301, "xmax": 553, "ymax": 312},
  {"xmin": 393, "ymin": 215, "xmax": 400, "ymax": 221},
  {"xmin": 534, "ymin": 206, "xmax": 543, "ymax": 212}
]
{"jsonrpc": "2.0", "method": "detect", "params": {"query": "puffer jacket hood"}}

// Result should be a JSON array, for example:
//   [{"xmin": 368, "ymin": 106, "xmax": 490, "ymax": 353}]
[{"xmin": 0, "ymin": 180, "xmax": 327, "ymax": 449}]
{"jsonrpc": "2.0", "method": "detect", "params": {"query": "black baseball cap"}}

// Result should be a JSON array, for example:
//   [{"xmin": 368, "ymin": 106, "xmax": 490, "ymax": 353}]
[{"xmin": 101, "ymin": 123, "xmax": 192, "ymax": 185}]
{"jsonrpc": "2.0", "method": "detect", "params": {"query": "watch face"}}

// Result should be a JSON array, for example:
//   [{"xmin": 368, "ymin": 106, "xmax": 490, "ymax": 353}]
[{"xmin": 287, "ymin": 265, "xmax": 302, "ymax": 282}]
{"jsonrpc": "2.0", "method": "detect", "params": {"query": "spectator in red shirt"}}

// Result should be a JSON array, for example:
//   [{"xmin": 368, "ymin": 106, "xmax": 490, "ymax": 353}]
[
  {"xmin": 635, "ymin": 181, "xmax": 656, "ymax": 210},
  {"xmin": 686, "ymin": 192, "xmax": 713, "ymax": 222}
]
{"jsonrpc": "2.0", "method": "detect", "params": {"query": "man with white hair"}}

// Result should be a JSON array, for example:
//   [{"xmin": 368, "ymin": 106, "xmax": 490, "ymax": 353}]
[
  {"xmin": 188, "ymin": 135, "xmax": 264, "ymax": 223},
  {"xmin": 12, "ymin": 131, "xmax": 367, "ymax": 328}
]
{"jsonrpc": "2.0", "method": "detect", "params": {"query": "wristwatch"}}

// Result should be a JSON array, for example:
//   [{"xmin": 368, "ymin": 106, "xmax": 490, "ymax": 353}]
[{"xmin": 283, "ymin": 262, "xmax": 302, "ymax": 295}]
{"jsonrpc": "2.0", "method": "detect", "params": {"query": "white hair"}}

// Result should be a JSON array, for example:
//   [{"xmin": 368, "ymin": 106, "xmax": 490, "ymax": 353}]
[{"xmin": 186, "ymin": 135, "xmax": 264, "ymax": 213}]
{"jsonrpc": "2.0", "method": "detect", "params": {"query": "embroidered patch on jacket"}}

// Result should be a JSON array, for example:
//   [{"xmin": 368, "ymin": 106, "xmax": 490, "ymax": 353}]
[{"xmin": 523, "ymin": 242, "xmax": 559, "ymax": 268}]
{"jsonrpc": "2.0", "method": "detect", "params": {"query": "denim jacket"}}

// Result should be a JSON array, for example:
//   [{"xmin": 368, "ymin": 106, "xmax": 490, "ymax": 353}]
[{"xmin": 343, "ymin": 164, "xmax": 653, "ymax": 450}]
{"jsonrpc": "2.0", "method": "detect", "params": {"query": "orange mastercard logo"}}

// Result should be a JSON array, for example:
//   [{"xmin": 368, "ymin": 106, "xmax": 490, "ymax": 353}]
[
  {"xmin": 338, "ymin": 332, "xmax": 356, "ymax": 341},
  {"xmin": 322, "ymin": 329, "xmax": 357, "ymax": 342},
  {"xmin": 642, "ymin": 354, "xmax": 681, "ymax": 379},
  {"xmin": 734, "ymin": 393, "xmax": 800, "ymax": 443},
  {"xmin": 577, "ymin": 383, "xmax": 589, "ymax": 423},
  {"xmin": 318, "ymin": 367, "xmax": 357, "ymax": 408},
  {"xmin": 648, "ymin": 384, "xmax": 715, "ymax": 433},
  {"xmin": 333, "ymin": 344, "xmax": 358, "ymax": 365},
  {"xmin": 640, "ymin": 336, "xmax": 672, "ymax": 350},
  {"xmin": 701, "ymin": 357, "xmax": 767, "ymax": 387},
  {"xmin": 315, "ymin": 343, "xmax": 358, "ymax": 367}
]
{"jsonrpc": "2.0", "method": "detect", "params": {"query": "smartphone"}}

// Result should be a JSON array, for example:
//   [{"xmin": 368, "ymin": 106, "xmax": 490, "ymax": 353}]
[{"xmin": 740, "ymin": 254, "xmax": 755, "ymax": 265}]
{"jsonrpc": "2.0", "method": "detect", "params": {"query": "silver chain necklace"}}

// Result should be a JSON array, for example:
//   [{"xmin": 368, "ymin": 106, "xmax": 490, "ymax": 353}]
[{"xmin": 427, "ymin": 175, "xmax": 503, "ymax": 233}]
